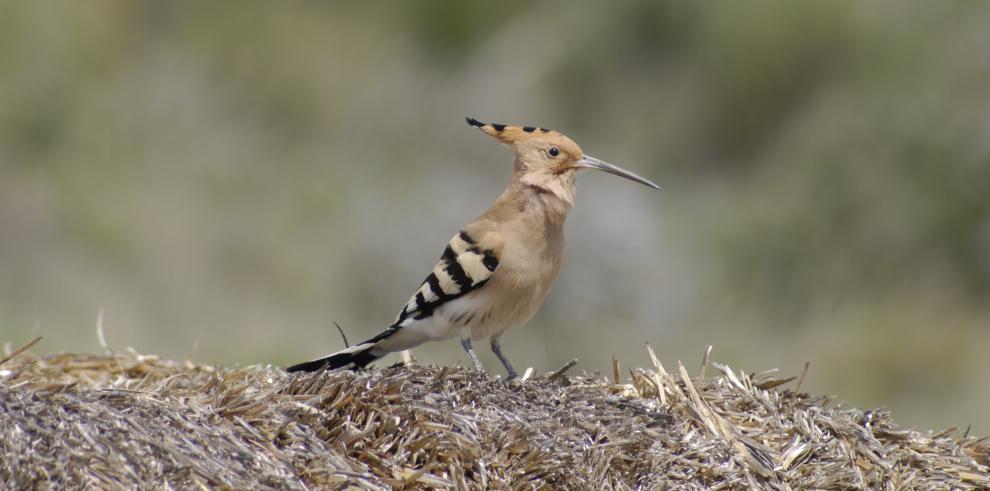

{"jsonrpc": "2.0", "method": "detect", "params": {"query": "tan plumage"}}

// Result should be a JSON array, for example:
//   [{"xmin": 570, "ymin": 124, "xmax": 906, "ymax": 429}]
[{"xmin": 287, "ymin": 117, "xmax": 659, "ymax": 378}]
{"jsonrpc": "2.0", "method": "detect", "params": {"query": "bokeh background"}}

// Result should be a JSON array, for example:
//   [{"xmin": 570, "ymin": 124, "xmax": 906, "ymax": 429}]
[{"xmin": 2, "ymin": 1, "xmax": 988, "ymax": 432}]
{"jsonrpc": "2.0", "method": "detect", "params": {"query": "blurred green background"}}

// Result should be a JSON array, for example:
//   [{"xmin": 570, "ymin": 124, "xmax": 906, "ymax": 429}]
[{"xmin": 2, "ymin": 1, "xmax": 988, "ymax": 432}]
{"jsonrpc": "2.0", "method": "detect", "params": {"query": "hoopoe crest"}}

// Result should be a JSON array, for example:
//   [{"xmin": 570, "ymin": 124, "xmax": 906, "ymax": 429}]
[{"xmin": 287, "ymin": 117, "xmax": 659, "ymax": 379}]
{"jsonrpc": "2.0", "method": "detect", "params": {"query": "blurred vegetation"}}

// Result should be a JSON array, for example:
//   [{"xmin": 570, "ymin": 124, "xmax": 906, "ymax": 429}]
[{"xmin": 1, "ymin": 1, "xmax": 987, "ymax": 431}]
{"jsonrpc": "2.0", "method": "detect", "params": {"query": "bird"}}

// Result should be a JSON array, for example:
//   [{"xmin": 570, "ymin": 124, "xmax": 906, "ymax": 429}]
[{"xmin": 286, "ymin": 117, "xmax": 660, "ymax": 379}]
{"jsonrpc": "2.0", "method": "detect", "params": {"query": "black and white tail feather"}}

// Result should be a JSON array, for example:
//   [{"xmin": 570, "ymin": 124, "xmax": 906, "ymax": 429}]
[
  {"xmin": 283, "ymin": 341, "xmax": 381, "ymax": 373},
  {"xmin": 286, "ymin": 230, "xmax": 499, "ymax": 373}
]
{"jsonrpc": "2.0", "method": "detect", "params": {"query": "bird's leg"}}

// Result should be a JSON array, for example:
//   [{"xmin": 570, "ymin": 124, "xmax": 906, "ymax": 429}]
[
  {"xmin": 490, "ymin": 333, "xmax": 518, "ymax": 380},
  {"xmin": 460, "ymin": 337, "xmax": 485, "ymax": 371}
]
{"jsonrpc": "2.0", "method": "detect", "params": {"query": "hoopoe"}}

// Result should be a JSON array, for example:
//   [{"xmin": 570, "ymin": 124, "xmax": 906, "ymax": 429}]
[{"xmin": 287, "ymin": 117, "xmax": 659, "ymax": 378}]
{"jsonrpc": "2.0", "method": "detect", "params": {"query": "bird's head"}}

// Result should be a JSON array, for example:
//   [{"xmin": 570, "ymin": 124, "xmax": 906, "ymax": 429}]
[{"xmin": 466, "ymin": 117, "xmax": 659, "ymax": 206}]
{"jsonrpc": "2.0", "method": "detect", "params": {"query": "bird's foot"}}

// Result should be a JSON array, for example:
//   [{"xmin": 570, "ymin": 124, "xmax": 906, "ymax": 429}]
[
  {"xmin": 502, "ymin": 375, "xmax": 523, "ymax": 388},
  {"xmin": 501, "ymin": 366, "xmax": 534, "ymax": 386}
]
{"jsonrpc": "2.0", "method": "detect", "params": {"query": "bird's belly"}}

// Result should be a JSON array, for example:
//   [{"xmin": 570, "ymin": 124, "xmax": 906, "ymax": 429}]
[
  {"xmin": 435, "ymin": 278, "xmax": 550, "ymax": 341},
  {"xmin": 388, "ymin": 285, "xmax": 544, "ymax": 350},
  {"xmin": 395, "ymin": 293, "xmax": 488, "ymax": 343}
]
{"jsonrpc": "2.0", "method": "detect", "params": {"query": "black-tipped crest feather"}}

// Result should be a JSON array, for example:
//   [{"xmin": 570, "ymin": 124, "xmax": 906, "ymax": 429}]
[{"xmin": 466, "ymin": 117, "xmax": 551, "ymax": 135}]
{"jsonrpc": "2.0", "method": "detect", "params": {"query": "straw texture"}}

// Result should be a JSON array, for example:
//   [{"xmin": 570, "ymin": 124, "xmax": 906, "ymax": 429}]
[{"xmin": 1, "ymin": 346, "xmax": 987, "ymax": 489}]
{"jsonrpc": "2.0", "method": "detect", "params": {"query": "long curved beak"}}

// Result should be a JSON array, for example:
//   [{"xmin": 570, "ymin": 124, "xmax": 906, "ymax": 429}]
[{"xmin": 574, "ymin": 155, "xmax": 661, "ymax": 190}]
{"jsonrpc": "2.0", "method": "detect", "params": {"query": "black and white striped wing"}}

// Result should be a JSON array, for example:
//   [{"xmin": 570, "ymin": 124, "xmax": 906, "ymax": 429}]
[
  {"xmin": 285, "ymin": 228, "xmax": 501, "ymax": 371},
  {"xmin": 393, "ymin": 230, "xmax": 500, "ymax": 325}
]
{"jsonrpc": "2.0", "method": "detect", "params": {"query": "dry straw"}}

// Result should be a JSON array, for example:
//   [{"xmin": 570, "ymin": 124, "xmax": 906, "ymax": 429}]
[{"xmin": 1, "ymin": 341, "xmax": 987, "ymax": 489}]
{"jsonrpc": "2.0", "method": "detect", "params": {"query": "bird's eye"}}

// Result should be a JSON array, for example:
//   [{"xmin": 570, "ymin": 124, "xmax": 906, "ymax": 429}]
[{"xmin": 548, "ymin": 147, "xmax": 560, "ymax": 157}]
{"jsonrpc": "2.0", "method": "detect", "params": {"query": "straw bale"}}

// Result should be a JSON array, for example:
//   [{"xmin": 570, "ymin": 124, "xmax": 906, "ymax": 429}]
[{"xmin": 1, "ymin": 348, "xmax": 987, "ymax": 489}]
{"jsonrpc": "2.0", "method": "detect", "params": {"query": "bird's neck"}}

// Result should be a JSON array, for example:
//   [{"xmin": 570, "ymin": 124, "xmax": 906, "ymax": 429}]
[{"xmin": 497, "ymin": 172, "xmax": 574, "ymax": 228}]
